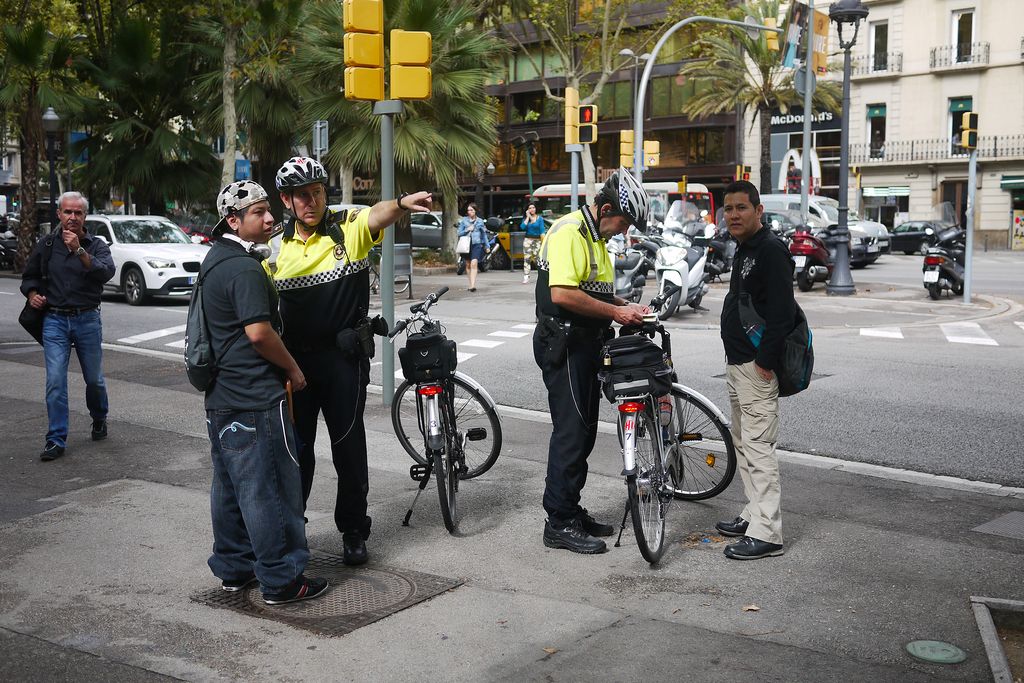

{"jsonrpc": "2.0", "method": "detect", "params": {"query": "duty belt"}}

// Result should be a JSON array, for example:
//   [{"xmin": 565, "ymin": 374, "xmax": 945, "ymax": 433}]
[
  {"xmin": 49, "ymin": 305, "xmax": 99, "ymax": 316},
  {"xmin": 539, "ymin": 315, "xmax": 610, "ymax": 335}
]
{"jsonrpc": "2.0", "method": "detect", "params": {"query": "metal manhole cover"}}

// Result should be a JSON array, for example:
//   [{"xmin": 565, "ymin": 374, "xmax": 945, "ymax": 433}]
[
  {"xmin": 190, "ymin": 552, "xmax": 462, "ymax": 636},
  {"xmin": 905, "ymin": 640, "xmax": 967, "ymax": 664},
  {"xmin": 971, "ymin": 511, "xmax": 1024, "ymax": 541}
]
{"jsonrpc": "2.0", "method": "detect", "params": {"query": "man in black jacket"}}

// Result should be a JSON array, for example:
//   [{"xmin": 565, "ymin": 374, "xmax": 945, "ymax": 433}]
[{"xmin": 715, "ymin": 181, "xmax": 796, "ymax": 560}]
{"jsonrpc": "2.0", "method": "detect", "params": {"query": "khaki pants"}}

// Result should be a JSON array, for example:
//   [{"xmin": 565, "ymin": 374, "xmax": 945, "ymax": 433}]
[{"xmin": 726, "ymin": 361, "xmax": 783, "ymax": 545}]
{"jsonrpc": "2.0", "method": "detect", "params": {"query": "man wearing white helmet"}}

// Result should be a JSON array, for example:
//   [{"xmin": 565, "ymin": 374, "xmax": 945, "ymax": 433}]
[
  {"xmin": 200, "ymin": 180, "xmax": 327, "ymax": 605},
  {"xmin": 533, "ymin": 168, "xmax": 651, "ymax": 554},
  {"xmin": 273, "ymin": 156, "xmax": 431, "ymax": 566}
]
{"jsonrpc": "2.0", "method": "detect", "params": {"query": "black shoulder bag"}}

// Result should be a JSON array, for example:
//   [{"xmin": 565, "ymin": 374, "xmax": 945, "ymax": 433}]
[{"xmin": 18, "ymin": 234, "xmax": 57, "ymax": 345}]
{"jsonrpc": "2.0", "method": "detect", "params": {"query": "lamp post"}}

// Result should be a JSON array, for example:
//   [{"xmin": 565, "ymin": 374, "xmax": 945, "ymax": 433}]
[
  {"xmin": 42, "ymin": 107, "xmax": 61, "ymax": 228},
  {"xmin": 826, "ymin": 0, "xmax": 869, "ymax": 296},
  {"xmin": 485, "ymin": 161, "xmax": 496, "ymax": 216},
  {"xmin": 618, "ymin": 48, "xmax": 652, "ymax": 123}
]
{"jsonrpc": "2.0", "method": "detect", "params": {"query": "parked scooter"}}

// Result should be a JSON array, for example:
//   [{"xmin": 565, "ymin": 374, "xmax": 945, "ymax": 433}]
[
  {"xmin": 607, "ymin": 231, "xmax": 659, "ymax": 303},
  {"xmin": 789, "ymin": 228, "xmax": 833, "ymax": 292},
  {"xmin": 704, "ymin": 221, "xmax": 735, "ymax": 282},
  {"xmin": 654, "ymin": 219, "xmax": 711, "ymax": 319},
  {"xmin": 922, "ymin": 225, "xmax": 965, "ymax": 299}
]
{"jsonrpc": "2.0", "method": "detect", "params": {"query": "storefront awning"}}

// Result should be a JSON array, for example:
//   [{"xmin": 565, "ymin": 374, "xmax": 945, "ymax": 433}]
[
  {"xmin": 1000, "ymin": 175, "xmax": 1024, "ymax": 190},
  {"xmin": 862, "ymin": 186, "xmax": 910, "ymax": 197},
  {"xmin": 949, "ymin": 97, "xmax": 973, "ymax": 113},
  {"xmin": 867, "ymin": 104, "xmax": 886, "ymax": 119}
]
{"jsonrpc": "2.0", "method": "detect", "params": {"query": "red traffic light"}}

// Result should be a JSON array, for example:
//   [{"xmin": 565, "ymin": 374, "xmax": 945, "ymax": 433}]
[{"xmin": 578, "ymin": 105, "xmax": 596, "ymax": 124}]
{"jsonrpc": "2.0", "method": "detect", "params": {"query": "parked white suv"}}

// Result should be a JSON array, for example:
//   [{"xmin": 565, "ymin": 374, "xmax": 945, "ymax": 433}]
[
  {"xmin": 84, "ymin": 215, "xmax": 210, "ymax": 305},
  {"xmin": 759, "ymin": 194, "xmax": 890, "ymax": 263}
]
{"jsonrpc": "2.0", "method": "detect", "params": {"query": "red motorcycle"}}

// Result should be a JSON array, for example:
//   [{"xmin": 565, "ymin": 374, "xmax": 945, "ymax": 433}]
[{"xmin": 789, "ymin": 229, "xmax": 833, "ymax": 292}]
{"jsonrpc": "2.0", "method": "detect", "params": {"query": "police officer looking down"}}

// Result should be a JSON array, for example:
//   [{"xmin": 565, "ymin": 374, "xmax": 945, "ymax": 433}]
[
  {"xmin": 534, "ymin": 168, "xmax": 651, "ymax": 554},
  {"xmin": 272, "ymin": 156, "xmax": 431, "ymax": 566}
]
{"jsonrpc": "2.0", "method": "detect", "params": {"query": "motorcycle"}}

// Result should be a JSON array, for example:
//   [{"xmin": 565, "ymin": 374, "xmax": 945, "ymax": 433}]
[
  {"xmin": 607, "ymin": 231, "xmax": 659, "ymax": 303},
  {"xmin": 654, "ymin": 219, "xmax": 711, "ymax": 320},
  {"xmin": 922, "ymin": 225, "xmax": 965, "ymax": 300},
  {"xmin": 704, "ymin": 222, "xmax": 735, "ymax": 282},
  {"xmin": 789, "ymin": 228, "xmax": 833, "ymax": 292}
]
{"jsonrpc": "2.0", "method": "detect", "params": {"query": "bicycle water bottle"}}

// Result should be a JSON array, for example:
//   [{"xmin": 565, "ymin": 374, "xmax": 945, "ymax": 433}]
[{"xmin": 658, "ymin": 395, "xmax": 673, "ymax": 427}]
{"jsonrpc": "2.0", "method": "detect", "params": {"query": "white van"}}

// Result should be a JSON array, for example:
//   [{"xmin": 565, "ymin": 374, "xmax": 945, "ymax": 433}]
[{"xmin": 759, "ymin": 194, "xmax": 890, "ymax": 263}]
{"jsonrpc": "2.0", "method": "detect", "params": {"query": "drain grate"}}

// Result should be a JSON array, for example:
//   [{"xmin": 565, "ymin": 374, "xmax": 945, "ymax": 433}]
[
  {"xmin": 971, "ymin": 511, "xmax": 1024, "ymax": 541},
  {"xmin": 191, "ymin": 552, "xmax": 462, "ymax": 636}
]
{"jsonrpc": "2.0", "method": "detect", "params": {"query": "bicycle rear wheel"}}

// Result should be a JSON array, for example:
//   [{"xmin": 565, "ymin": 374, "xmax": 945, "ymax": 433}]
[
  {"xmin": 434, "ymin": 399, "xmax": 458, "ymax": 532},
  {"xmin": 627, "ymin": 408, "xmax": 666, "ymax": 564},
  {"xmin": 661, "ymin": 387, "xmax": 736, "ymax": 501},
  {"xmin": 392, "ymin": 375, "xmax": 502, "ymax": 478}
]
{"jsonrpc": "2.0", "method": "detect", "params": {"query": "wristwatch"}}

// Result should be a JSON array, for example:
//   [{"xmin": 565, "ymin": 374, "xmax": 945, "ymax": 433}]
[{"xmin": 75, "ymin": 246, "xmax": 86, "ymax": 256}]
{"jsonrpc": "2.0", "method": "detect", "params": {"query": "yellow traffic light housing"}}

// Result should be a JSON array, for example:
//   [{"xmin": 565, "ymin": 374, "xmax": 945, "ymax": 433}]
[
  {"xmin": 677, "ymin": 175, "xmax": 688, "ymax": 194},
  {"xmin": 577, "ymin": 104, "xmax": 597, "ymax": 144},
  {"xmin": 764, "ymin": 17, "xmax": 780, "ymax": 52},
  {"xmin": 643, "ymin": 140, "xmax": 660, "ymax": 167},
  {"xmin": 619, "ymin": 130, "xmax": 634, "ymax": 168},
  {"xmin": 343, "ymin": 0, "xmax": 384, "ymax": 101},
  {"xmin": 390, "ymin": 29, "xmax": 432, "ymax": 100},
  {"xmin": 960, "ymin": 111, "xmax": 978, "ymax": 150},
  {"xmin": 564, "ymin": 87, "xmax": 579, "ymax": 145}
]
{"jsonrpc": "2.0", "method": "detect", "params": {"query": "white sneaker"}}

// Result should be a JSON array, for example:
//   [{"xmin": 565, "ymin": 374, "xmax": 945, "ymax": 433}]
[{"xmin": 522, "ymin": 276, "xmax": 529, "ymax": 284}]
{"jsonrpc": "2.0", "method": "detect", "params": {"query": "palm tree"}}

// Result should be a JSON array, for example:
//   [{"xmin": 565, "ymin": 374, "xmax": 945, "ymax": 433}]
[
  {"xmin": 678, "ymin": 0, "xmax": 839, "ymax": 194},
  {"xmin": 74, "ymin": 18, "xmax": 218, "ymax": 215},
  {"xmin": 0, "ymin": 23, "xmax": 77, "ymax": 270},
  {"xmin": 296, "ymin": 0, "xmax": 505, "ymax": 258}
]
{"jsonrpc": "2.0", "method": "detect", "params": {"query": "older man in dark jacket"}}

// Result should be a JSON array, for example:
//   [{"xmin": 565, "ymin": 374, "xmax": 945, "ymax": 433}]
[
  {"xmin": 716, "ymin": 180, "xmax": 796, "ymax": 560},
  {"xmin": 21, "ymin": 192, "xmax": 116, "ymax": 461}
]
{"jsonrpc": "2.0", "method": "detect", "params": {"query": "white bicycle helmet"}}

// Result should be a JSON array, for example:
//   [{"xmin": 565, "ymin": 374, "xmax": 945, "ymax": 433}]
[
  {"xmin": 275, "ymin": 156, "xmax": 328, "ymax": 191},
  {"xmin": 601, "ymin": 167, "xmax": 650, "ymax": 229},
  {"xmin": 214, "ymin": 180, "xmax": 270, "ymax": 232}
]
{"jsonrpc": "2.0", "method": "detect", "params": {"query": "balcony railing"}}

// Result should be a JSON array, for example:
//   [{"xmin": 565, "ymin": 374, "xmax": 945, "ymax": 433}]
[
  {"xmin": 850, "ymin": 135, "xmax": 1024, "ymax": 164},
  {"xmin": 930, "ymin": 42, "xmax": 990, "ymax": 69},
  {"xmin": 852, "ymin": 51, "xmax": 903, "ymax": 76}
]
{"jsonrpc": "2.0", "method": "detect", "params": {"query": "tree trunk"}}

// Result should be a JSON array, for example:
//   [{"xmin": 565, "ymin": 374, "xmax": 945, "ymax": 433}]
[
  {"xmin": 341, "ymin": 163, "xmax": 353, "ymax": 204},
  {"xmin": 15, "ymin": 87, "xmax": 41, "ymax": 273},
  {"xmin": 221, "ymin": 31, "xmax": 238, "ymax": 188},
  {"xmin": 441, "ymin": 192, "xmax": 460, "ymax": 263},
  {"xmin": 758, "ymin": 103, "xmax": 772, "ymax": 195}
]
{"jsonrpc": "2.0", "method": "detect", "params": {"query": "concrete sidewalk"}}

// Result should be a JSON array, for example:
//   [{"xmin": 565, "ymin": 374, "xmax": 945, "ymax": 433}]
[{"xmin": 1, "ymin": 357, "xmax": 1022, "ymax": 681}]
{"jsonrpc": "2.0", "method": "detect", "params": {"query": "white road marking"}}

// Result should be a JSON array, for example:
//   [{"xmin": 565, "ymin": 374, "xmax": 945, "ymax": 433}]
[
  {"xmin": 164, "ymin": 339, "xmax": 186, "ymax": 349},
  {"xmin": 940, "ymin": 322, "xmax": 998, "ymax": 346},
  {"xmin": 456, "ymin": 352, "xmax": 477, "ymax": 363},
  {"xmin": 117, "ymin": 324, "xmax": 187, "ymax": 344},
  {"xmin": 101, "ymin": 343, "xmax": 183, "ymax": 361},
  {"xmin": 0, "ymin": 291, "xmax": 13, "ymax": 296},
  {"xmin": 460, "ymin": 338, "xmax": 504, "ymax": 349},
  {"xmin": 488, "ymin": 330, "xmax": 529, "ymax": 339},
  {"xmin": 1016, "ymin": 322, "xmax": 1024, "ymax": 333},
  {"xmin": 860, "ymin": 327, "xmax": 904, "ymax": 339},
  {"xmin": 156, "ymin": 307, "xmax": 188, "ymax": 314},
  {"xmin": 512, "ymin": 323, "xmax": 536, "ymax": 330}
]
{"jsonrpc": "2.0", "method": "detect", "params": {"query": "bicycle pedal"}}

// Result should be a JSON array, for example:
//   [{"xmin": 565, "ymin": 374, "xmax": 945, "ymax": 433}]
[
  {"xmin": 466, "ymin": 427, "xmax": 488, "ymax": 442},
  {"xmin": 409, "ymin": 464, "xmax": 430, "ymax": 482}
]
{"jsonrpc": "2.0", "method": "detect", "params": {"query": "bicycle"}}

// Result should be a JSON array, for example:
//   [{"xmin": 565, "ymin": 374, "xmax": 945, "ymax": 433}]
[
  {"xmin": 389, "ymin": 286, "xmax": 503, "ymax": 532},
  {"xmin": 368, "ymin": 246, "xmax": 411, "ymax": 296},
  {"xmin": 601, "ymin": 283, "xmax": 736, "ymax": 564}
]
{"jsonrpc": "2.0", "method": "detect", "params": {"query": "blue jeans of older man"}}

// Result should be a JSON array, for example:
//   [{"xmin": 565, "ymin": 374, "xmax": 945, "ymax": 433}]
[
  {"xmin": 206, "ymin": 403, "xmax": 310, "ymax": 593},
  {"xmin": 42, "ymin": 309, "xmax": 108, "ymax": 448}
]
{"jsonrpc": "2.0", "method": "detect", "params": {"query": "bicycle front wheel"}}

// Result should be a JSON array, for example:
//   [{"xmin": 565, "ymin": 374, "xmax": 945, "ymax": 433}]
[
  {"xmin": 391, "ymin": 374, "xmax": 502, "ymax": 479},
  {"xmin": 433, "ymin": 440, "xmax": 458, "ymax": 533},
  {"xmin": 661, "ymin": 387, "xmax": 737, "ymax": 501},
  {"xmin": 627, "ymin": 408, "xmax": 666, "ymax": 565}
]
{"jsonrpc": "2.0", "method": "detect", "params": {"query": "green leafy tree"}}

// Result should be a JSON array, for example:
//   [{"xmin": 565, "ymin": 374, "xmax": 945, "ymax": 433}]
[
  {"xmin": 0, "ymin": 21, "xmax": 78, "ymax": 270},
  {"xmin": 678, "ymin": 0, "xmax": 840, "ymax": 193}
]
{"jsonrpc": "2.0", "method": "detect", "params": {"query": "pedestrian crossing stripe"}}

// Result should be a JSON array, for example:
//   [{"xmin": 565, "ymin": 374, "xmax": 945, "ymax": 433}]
[
  {"xmin": 940, "ymin": 322, "xmax": 997, "ymax": 346},
  {"xmin": 460, "ymin": 339, "xmax": 504, "ymax": 349},
  {"xmin": 117, "ymin": 324, "xmax": 186, "ymax": 344},
  {"xmin": 860, "ymin": 327, "xmax": 903, "ymax": 339},
  {"xmin": 488, "ymin": 330, "xmax": 529, "ymax": 338}
]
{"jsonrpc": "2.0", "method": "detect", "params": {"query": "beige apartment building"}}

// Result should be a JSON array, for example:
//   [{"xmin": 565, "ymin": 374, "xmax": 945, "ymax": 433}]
[{"xmin": 743, "ymin": 0, "xmax": 1024, "ymax": 249}]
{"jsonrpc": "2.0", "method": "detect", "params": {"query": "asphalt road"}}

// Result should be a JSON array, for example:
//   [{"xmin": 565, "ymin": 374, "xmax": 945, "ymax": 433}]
[{"xmin": 2, "ymin": 249, "xmax": 1022, "ymax": 486}]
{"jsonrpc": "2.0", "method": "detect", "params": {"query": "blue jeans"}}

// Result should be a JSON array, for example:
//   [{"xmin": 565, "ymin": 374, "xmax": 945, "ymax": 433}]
[
  {"xmin": 206, "ymin": 402, "xmax": 309, "ymax": 593},
  {"xmin": 42, "ymin": 309, "xmax": 108, "ymax": 447}
]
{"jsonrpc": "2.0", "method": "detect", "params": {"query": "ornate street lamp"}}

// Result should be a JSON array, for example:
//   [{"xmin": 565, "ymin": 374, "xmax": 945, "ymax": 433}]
[
  {"xmin": 41, "ymin": 107, "xmax": 61, "ymax": 228},
  {"xmin": 485, "ymin": 162, "xmax": 496, "ymax": 216},
  {"xmin": 826, "ymin": 0, "xmax": 869, "ymax": 296}
]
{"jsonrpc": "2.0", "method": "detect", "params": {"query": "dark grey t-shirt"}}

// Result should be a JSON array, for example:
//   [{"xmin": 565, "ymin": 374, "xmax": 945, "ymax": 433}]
[{"xmin": 202, "ymin": 238, "xmax": 286, "ymax": 410}]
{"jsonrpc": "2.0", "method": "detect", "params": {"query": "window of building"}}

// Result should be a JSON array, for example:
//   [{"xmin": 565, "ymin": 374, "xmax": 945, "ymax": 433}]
[
  {"xmin": 542, "ymin": 47, "xmax": 566, "ymax": 78},
  {"xmin": 597, "ymin": 81, "xmax": 633, "ymax": 120},
  {"xmin": 952, "ymin": 9, "xmax": 975, "ymax": 62},
  {"xmin": 651, "ymin": 75, "xmax": 697, "ymax": 117},
  {"xmin": 949, "ymin": 96, "xmax": 972, "ymax": 154},
  {"xmin": 867, "ymin": 104, "xmax": 886, "ymax": 158},
  {"xmin": 512, "ymin": 50, "xmax": 540, "ymax": 82},
  {"xmin": 511, "ymin": 92, "xmax": 545, "ymax": 124},
  {"xmin": 870, "ymin": 21, "xmax": 888, "ymax": 71}
]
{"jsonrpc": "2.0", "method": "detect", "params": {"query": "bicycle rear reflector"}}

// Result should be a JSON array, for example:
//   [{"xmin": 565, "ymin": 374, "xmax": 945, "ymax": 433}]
[
  {"xmin": 618, "ymin": 401, "xmax": 646, "ymax": 414},
  {"xmin": 417, "ymin": 384, "xmax": 443, "ymax": 396}
]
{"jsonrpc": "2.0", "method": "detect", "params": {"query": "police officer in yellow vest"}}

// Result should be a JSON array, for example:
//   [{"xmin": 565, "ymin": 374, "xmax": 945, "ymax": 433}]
[
  {"xmin": 534, "ymin": 168, "xmax": 652, "ymax": 554},
  {"xmin": 273, "ymin": 156, "xmax": 431, "ymax": 566}
]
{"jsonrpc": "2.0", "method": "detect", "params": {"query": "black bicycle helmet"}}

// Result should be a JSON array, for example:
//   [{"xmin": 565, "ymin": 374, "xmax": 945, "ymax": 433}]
[{"xmin": 275, "ymin": 156, "xmax": 328, "ymax": 191}]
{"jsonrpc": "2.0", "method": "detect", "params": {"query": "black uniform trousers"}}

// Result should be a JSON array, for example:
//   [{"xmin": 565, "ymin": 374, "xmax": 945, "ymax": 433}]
[
  {"xmin": 291, "ymin": 346, "xmax": 372, "ymax": 538},
  {"xmin": 533, "ymin": 323, "xmax": 609, "ymax": 524}
]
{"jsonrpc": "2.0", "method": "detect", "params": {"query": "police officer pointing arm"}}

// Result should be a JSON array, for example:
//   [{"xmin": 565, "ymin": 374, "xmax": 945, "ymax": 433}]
[{"xmin": 534, "ymin": 169, "xmax": 650, "ymax": 554}]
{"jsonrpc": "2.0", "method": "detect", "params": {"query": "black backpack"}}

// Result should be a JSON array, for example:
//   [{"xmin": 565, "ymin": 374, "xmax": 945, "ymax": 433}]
[
  {"xmin": 184, "ymin": 254, "xmax": 249, "ymax": 391},
  {"xmin": 738, "ymin": 292, "xmax": 814, "ymax": 397}
]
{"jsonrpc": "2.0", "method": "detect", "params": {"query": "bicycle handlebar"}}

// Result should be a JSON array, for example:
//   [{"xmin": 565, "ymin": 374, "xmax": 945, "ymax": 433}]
[
  {"xmin": 388, "ymin": 319, "xmax": 408, "ymax": 340},
  {"xmin": 392, "ymin": 287, "xmax": 450, "ymax": 338}
]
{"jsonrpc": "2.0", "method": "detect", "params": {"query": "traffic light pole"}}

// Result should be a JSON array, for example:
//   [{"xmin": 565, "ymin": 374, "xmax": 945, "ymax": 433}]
[
  {"xmin": 800, "ymin": 0, "xmax": 814, "ymax": 223},
  {"xmin": 631, "ymin": 15, "xmax": 781, "ymax": 183},
  {"xmin": 567, "ymin": 144, "xmax": 583, "ymax": 211},
  {"xmin": 964, "ymin": 147, "xmax": 977, "ymax": 304},
  {"xmin": 373, "ymin": 99, "xmax": 404, "ymax": 406}
]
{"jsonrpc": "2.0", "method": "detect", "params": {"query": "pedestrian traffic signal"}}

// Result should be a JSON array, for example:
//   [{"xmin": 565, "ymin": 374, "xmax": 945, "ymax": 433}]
[
  {"xmin": 620, "ymin": 130, "xmax": 634, "ymax": 168},
  {"xmin": 390, "ymin": 30, "xmax": 432, "ymax": 100},
  {"xmin": 960, "ymin": 111, "xmax": 978, "ymax": 150},
  {"xmin": 735, "ymin": 164, "xmax": 751, "ymax": 181},
  {"xmin": 564, "ymin": 87, "xmax": 579, "ymax": 145},
  {"xmin": 644, "ymin": 140, "xmax": 660, "ymax": 167},
  {"xmin": 343, "ymin": 0, "xmax": 384, "ymax": 101},
  {"xmin": 577, "ymin": 104, "xmax": 597, "ymax": 144},
  {"xmin": 764, "ymin": 17, "xmax": 780, "ymax": 52}
]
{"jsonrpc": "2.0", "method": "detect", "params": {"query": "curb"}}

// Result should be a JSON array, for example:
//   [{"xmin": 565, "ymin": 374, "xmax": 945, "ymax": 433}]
[{"xmin": 412, "ymin": 265, "xmax": 457, "ymax": 275}]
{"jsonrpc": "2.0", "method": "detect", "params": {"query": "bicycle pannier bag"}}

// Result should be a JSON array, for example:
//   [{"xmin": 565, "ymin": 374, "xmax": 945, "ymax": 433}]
[
  {"xmin": 598, "ymin": 334, "xmax": 673, "ymax": 402},
  {"xmin": 399, "ymin": 331, "xmax": 458, "ymax": 382}
]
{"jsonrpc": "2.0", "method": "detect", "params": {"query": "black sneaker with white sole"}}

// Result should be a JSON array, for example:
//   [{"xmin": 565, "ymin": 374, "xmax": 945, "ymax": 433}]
[
  {"xmin": 40, "ymin": 441, "xmax": 65, "ymax": 462},
  {"xmin": 221, "ymin": 575, "xmax": 258, "ymax": 592},
  {"xmin": 263, "ymin": 575, "xmax": 330, "ymax": 605}
]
